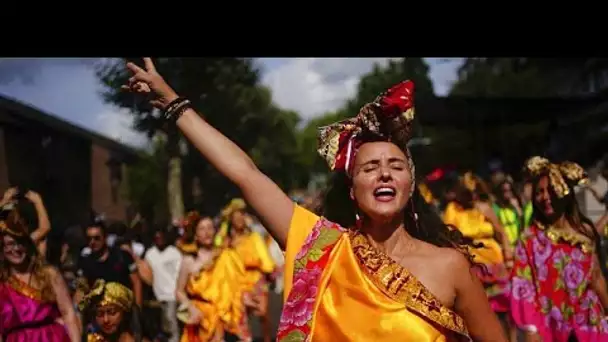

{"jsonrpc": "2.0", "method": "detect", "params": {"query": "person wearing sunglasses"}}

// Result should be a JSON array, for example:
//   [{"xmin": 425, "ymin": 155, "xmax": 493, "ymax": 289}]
[{"xmin": 73, "ymin": 220, "xmax": 142, "ymax": 311}]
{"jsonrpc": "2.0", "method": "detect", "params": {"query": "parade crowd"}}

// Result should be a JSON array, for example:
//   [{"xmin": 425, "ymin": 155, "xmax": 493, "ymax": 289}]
[{"xmin": 1, "ymin": 58, "xmax": 608, "ymax": 342}]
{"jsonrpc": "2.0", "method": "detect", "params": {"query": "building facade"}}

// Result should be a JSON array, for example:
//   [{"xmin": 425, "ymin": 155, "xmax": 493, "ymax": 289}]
[{"xmin": 0, "ymin": 95, "xmax": 138, "ymax": 230}]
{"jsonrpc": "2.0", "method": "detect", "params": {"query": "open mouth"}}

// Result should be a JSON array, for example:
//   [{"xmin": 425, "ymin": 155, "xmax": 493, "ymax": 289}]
[{"xmin": 374, "ymin": 186, "xmax": 396, "ymax": 202}]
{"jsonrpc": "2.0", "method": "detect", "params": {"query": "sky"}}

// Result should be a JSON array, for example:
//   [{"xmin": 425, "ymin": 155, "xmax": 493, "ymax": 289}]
[{"xmin": 0, "ymin": 58, "xmax": 463, "ymax": 148}]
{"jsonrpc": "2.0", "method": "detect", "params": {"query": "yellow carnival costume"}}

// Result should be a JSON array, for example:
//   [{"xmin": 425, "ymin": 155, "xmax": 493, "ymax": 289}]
[
  {"xmin": 443, "ymin": 201, "xmax": 510, "ymax": 312},
  {"xmin": 215, "ymin": 198, "xmax": 246, "ymax": 248},
  {"xmin": 277, "ymin": 81, "xmax": 471, "ymax": 341},
  {"xmin": 181, "ymin": 248, "xmax": 251, "ymax": 341}
]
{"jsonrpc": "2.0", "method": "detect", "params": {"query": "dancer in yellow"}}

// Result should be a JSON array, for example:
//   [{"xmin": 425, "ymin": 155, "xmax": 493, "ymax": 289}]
[
  {"xmin": 443, "ymin": 173, "xmax": 512, "ymax": 313},
  {"xmin": 222, "ymin": 199, "xmax": 275, "ymax": 342},
  {"xmin": 174, "ymin": 213, "xmax": 251, "ymax": 342},
  {"xmin": 123, "ymin": 58, "xmax": 505, "ymax": 341}
]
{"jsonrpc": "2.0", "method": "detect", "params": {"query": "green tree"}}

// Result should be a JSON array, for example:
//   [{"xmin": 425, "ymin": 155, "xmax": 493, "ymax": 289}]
[
  {"xmin": 450, "ymin": 58, "xmax": 607, "ymax": 97},
  {"xmin": 97, "ymin": 58, "xmax": 289, "ymax": 219},
  {"xmin": 447, "ymin": 58, "xmax": 608, "ymax": 173},
  {"xmin": 124, "ymin": 136, "xmax": 168, "ymax": 224}
]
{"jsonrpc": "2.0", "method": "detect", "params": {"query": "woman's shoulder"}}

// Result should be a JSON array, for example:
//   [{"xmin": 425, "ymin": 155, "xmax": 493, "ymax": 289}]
[{"xmin": 41, "ymin": 264, "xmax": 61, "ymax": 278}]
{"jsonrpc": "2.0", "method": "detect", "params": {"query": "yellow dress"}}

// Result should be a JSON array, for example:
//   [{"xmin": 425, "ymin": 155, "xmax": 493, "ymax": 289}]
[
  {"xmin": 181, "ymin": 248, "xmax": 250, "ymax": 342},
  {"xmin": 442, "ymin": 201, "xmax": 509, "ymax": 312},
  {"xmin": 442, "ymin": 202, "xmax": 504, "ymax": 266},
  {"xmin": 233, "ymin": 231, "xmax": 275, "ymax": 294},
  {"xmin": 280, "ymin": 205, "xmax": 470, "ymax": 341}
]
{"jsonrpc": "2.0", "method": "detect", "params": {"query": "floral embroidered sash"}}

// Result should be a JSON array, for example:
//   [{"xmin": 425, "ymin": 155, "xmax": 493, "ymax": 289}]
[
  {"xmin": 277, "ymin": 217, "xmax": 345, "ymax": 342},
  {"xmin": 277, "ymin": 217, "xmax": 471, "ymax": 341}
]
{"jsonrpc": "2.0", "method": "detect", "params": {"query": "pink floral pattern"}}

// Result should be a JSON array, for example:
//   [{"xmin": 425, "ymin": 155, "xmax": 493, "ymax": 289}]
[
  {"xmin": 277, "ymin": 218, "xmax": 345, "ymax": 342},
  {"xmin": 510, "ymin": 223, "xmax": 608, "ymax": 342},
  {"xmin": 295, "ymin": 227, "xmax": 320, "ymax": 260}
]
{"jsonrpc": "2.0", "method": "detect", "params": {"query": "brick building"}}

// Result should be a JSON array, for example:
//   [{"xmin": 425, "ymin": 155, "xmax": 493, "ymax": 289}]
[{"xmin": 0, "ymin": 94, "xmax": 139, "ymax": 230}]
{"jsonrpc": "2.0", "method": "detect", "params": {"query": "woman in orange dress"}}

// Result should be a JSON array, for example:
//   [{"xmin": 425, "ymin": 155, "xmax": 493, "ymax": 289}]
[
  {"xmin": 123, "ymin": 58, "xmax": 506, "ymax": 341},
  {"xmin": 222, "ymin": 200, "xmax": 275, "ymax": 342}
]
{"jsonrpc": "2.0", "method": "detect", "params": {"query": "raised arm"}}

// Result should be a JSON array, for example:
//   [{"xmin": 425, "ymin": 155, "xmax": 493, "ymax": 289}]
[
  {"xmin": 123, "ymin": 58, "xmax": 293, "ymax": 248},
  {"xmin": 25, "ymin": 191, "xmax": 51, "ymax": 245}
]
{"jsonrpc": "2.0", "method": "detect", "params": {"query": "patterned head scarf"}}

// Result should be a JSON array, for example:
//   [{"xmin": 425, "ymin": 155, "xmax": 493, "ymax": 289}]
[
  {"xmin": 78, "ymin": 279, "xmax": 134, "ymax": 313},
  {"xmin": 523, "ymin": 156, "xmax": 588, "ymax": 198},
  {"xmin": 317, "ymin": 80, "xmax": 417, "ymax": 196},
  {"xmin": 221, "ymin": 198, "xmax": 247, "ymax": 219}
]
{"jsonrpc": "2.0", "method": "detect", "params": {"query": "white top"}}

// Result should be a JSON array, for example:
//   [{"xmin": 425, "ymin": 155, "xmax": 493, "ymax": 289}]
[{"xmin": 144, "ymin": 245, "xmax": 182, "ymax": 301}]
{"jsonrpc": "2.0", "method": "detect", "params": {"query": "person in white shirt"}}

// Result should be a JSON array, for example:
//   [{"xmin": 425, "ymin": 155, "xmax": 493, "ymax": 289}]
[{"xmin": 139, "ymin": 229, "xmax": 182, "ymax": 342}]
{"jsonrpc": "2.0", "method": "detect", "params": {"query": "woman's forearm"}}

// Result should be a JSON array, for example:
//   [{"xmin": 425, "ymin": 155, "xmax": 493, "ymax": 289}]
[
  {"xmin": 30, "ymin": 201, "xmax": 50, "ymax": 243},
  {"xmin": 64, "ymin": 313, "xmax": 82, "ymax": 342},
  {"xmin": 176, "ymin": 290, "xmax": 190, "ymax": 305}
]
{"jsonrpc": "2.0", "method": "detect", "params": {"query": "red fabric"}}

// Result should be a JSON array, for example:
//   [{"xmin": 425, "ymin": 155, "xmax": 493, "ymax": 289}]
[{"xmin": 377, "ymin": 80, "xmax": 414, "ymax": 119}]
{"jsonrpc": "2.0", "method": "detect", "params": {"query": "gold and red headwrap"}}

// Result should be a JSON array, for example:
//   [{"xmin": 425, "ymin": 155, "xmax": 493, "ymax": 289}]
[
  {"xmin": 523, "ymin": 156, "xmax": 588, "ymax": 198},
  {"xmin": 317, "ymin": 80, "xmax": 417, "ymax": 194}
]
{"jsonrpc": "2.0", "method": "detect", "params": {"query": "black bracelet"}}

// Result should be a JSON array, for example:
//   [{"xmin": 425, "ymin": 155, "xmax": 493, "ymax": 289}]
[
  {"xmin": 162, "ymin": 98, "xmax": 191, "ymax": 122},
  {"xmin": 163, "ymin": 97, "xmax": 187, "ymax": 117},
  {"xmin": 170, "ymin": 101, "xmax": 192, "ymax": 122}
]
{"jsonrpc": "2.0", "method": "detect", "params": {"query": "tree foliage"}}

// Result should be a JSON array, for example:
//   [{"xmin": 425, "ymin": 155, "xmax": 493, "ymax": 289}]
[
  {"xmin": 97, "ymin": 58, "xmax": 307, "ymax": 217},
  {"xmin": 124, "ymin": 138, "xmax": 168, "ymax": 224},
  {"xmin": 447, "ymin": 57, "xmax": 608, "ymax": 175},
  {"xmin": 450, "ymin": 58, "xmax": 606, "ymax": 97}
]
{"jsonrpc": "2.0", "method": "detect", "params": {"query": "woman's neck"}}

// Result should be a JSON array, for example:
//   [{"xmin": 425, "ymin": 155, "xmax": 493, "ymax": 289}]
[
  {"xmin": 360, "ymin": 217, "xmax": 415, "ymax": 257},
  {"xmin": 10, "ymin": 260, "xmax": 32, "ymax": 275}
]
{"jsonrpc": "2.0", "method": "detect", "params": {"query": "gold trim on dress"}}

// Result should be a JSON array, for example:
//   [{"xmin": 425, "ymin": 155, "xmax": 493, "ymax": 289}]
[
  {"xmin": 349, "ymin": 231, "xmax": 470, "ymax": 339},
  {"xmin": 7, "ymin": 275, "xmax": 43, "ymax": 301},
  {"xmin": 536, "ymin": 221, "xmax": 594, "ymax": 254}
]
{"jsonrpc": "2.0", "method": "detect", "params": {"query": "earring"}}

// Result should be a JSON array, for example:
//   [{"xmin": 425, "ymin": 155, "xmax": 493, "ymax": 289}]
[{"xmin": 355, "ymin": 212, "xmax": 363, "ymax": 230}]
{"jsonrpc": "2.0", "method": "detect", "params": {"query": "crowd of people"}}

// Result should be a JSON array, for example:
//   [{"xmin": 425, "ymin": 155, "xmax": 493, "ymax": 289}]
[
  {"xmin": 0, "ymin": 186, "xmax": 284, "ymax": 341},
  {"xmin": 1, "ymin": 57, "xmax": 608, "ymax": 341}
]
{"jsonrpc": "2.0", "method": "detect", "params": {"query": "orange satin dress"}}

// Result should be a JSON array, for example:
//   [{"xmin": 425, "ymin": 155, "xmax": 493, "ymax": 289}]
[
  {"xmin": 233, "ymin": 231, "xmax": 275, "ymax": 294},
  {"xmin": 283, "ymin": 205, "xmax": 470, "ymax": 341},
  {"xmin": 181, "ymin": 249, "xmax": 249, "ymax": 342}
]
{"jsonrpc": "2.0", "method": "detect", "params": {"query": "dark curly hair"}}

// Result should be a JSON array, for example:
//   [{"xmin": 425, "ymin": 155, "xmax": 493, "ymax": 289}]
[{"xmin": 319, "ymin": 171, "xmax": 479, "ymax": 265}]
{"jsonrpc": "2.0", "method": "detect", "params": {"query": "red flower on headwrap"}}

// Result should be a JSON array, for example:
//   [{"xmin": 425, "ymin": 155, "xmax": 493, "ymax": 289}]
[{"xmin": 317, "ymin": 80, "xmax": 416, "ymax": 177}]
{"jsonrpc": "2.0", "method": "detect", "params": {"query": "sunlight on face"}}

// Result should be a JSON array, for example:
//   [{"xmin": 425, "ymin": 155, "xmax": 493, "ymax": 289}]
[
  {"xmin": 351, "ymin": 141, "xmax": 412, "ymax": 223},
  {"xmin": 2, "ymin": 234, "xmax": 27, "ymax": 266},
  {"xmin": 195, "ymin": 218, "xmax": 215, "ymax": 246},
  {"xmin": 95, "ymin": 304, "xmax": 124, "ymax": 335}
]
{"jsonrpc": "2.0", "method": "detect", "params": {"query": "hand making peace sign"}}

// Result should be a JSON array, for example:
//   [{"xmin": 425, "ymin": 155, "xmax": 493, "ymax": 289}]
[{"xmin": 121, "ymin": 57, "xmax": 179, "ymax": 110}]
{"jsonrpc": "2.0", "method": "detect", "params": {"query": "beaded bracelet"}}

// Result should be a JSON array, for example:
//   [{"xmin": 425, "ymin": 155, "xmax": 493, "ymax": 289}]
[{"xmin": 162, "ymin": 97, "xmax": 192, "ymax": 122}]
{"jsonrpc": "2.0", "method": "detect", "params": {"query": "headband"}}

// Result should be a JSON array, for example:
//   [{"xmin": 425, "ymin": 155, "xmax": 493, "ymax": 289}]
[
  {"xmin": 523, "ymin": 156, "xmax": 588, "ymax": 198},
  {"xmin": 317, "ymin": 80, "xmax": 416, "ymax": 194}
]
